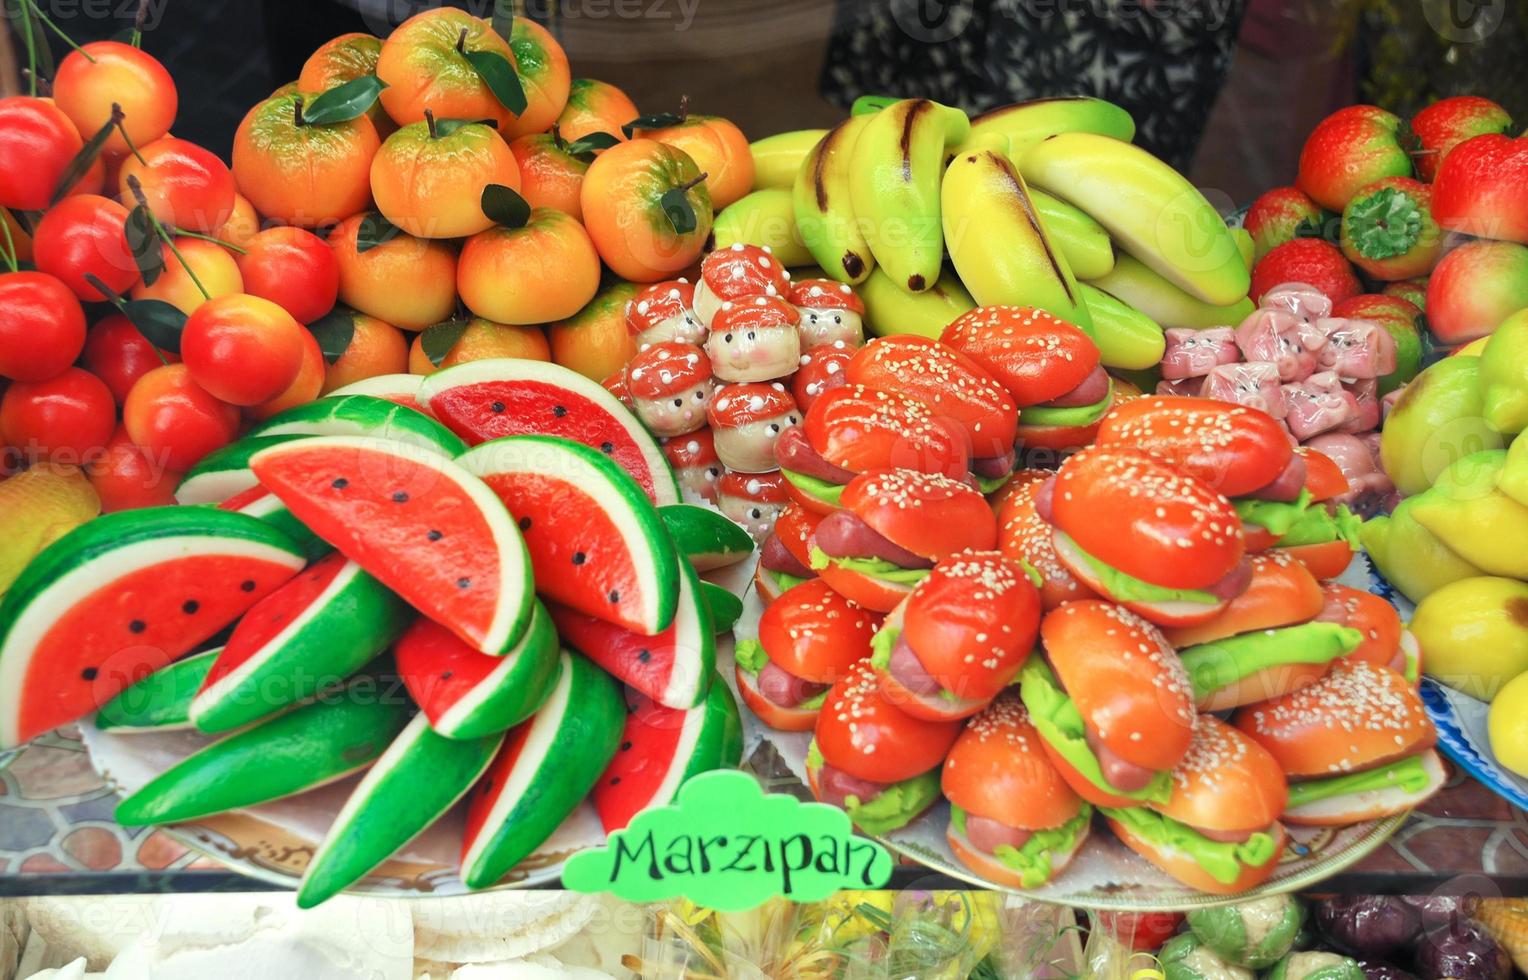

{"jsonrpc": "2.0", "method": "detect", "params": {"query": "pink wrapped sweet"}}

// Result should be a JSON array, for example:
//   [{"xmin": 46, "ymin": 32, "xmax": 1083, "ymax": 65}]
[
  {"xmin": 1155, "ymin": 378, "xmax": 1203, "ymax": 397},
  {"xmin": 1305, "ymin": 432, "xmax": 1396, "ymax": 518},
  {"xmin": 1260, "ymin": 282, "xmax": 1333, "ymax": 322},
  {"xmin": 1160, "ymin": 327, "xmax": 1240, "ymax": 380},
  {"xmin": 1283, "ymin": 371, "xmax": 1360, "ymax": 440},
  {"xmin": 1338, "ymin": 377, "xmax": 1381, "ymax": 433},
  {"xmin": 1200, "ymin": 361, "xmax": 1288, "ymax": 418},
  {"xmin": 1234, "ymin": 309, "xmax": 1325, "ymax": 382},
  {"xmin": 1314, "ymin": 318, "xmax": 1397, "ymax": 379}
]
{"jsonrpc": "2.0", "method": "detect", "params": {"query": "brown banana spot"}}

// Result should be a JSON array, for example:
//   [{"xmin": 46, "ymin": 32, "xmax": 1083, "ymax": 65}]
[
  {"xmin": 842, "ymin": 252, "xmax": 865, "ymax": 279},
  {"xmin": 1509, "ymin": 596, "xmax": 1528, "ymax": 629},
  {"xmin": 907, "ymin": 274, "xmax": 926, "ymax": 291},
  {"xmin": 812, "ymin": 124, "xmax": 841, "ymax": 213},
  {"xmin": 898, "ymin": 101, "xmax": 932, "ymax": 182},
  {"xmin": 990, "ymin": 152, "xmax": 1076, "ymax": 304}
]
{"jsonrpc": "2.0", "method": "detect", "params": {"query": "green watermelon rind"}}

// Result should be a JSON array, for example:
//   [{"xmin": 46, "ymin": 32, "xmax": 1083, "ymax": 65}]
[
  {"xmin": 460, "ymin": 650, "xmax": 624, "ymax": 890},
  {"xmin": 418, "ymin": 358, "xmax": 682, "ymax": 505},
  {"xmin": 246, "ymin": 394, "xmax": 468, "ymax": 458},
  {"xmin": 249, "ymin": 435, "xmax": 536, "ymax": 656},
  {"xmin": 458, "ymin": 434, "xmax": 680, "ymax": 636},
  {"xmin": 298, "ymin": 712, "xmax": 503, "ymax": 909},
  {"xmin": 657, "ymin": 555, "xmax": 716, "ymax": 708},
  {"xmin": 189, "ymin": 559, "xmax": 412, "ymax": 735},
  {"xmin": 658, "ymin": 504, "xmax": 755, "ymax": 572},
  {"xmin": 699, "ymin": 581, "xmax": 743, "ymax": 634},
  {"xmin": 595, "ymin": 672, "xmax": 743, "ymax": 832},
  {"xmin": 0, "ymin": 508, "xmax": 307, "ymax": 749},
  {"xmin": 95, "ymin": 648, "xmax": 220, "ymax": 732},
  {"xmin": 426, "ymin": 600, "xmax": 563, "ymax": 741},
  {"xmin": 326, "ymin": 373, "xmax": 425, "ymax": 404},
  {"xmin": 114, "ymin": 684, "xmax": 413, "ymax": 826},
  {"xmin": 175, "ymin": 435, "xmax": 312, "ymax": 505}
]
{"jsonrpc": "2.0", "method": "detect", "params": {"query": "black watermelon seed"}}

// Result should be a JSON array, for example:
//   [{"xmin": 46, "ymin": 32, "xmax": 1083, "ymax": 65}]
[
  {"xmin": 182, "ymin": 600, "xmax": 199, "ymax": 614},
  {"xmin": 482, "ymin": 778, "xmax": 492, "ymax": 791},
  {"xmin": 621, "ymin": 741, "xmax": 632, "ymax": 751},
  {"xmin": 600, "ymin": 441, "xmax": 614, "ymax": 454},
  {"xmin": 81, "ymin": 667, "xmax": 98, "ymax": 681},
  {"xmin": 609, "ymin": 590, "xmax": 620, "ymax": 604},
  {"xmin": 427, "ymin": 529, "xmax": 443, "ymax": 541},
  {"xmin": 332, "ymin": 478, "xmax": 349, "ymax": 490},
  {"xmin": 128, "ymin": 620, "xmax": 146, "ymax": 634},
  {"xmin": 572, "ymin": 552, "xmax": 586, "ymax": 565},
  {"xmin": 609, "ymin": 776, "xmax": 621, "ymax": 785},
  {"xmin": 637, "ymin": 649, "xmax": 651, "ymax": 663},
  {"xmin": 518, "ymin": 516, "xmax": 532, "ymax": 531},
  {"xmin": 241, "ymin": 580, "xmax": 256, "ymax": 592},
  {"xmin": 441, "ymin": 671, "xmax": 454, "ymax": 681},
  {"xmin": 457, "ymin": 577, "xmax": 471, "ymax": 589},
  {"xmin": 553, "ymin": 405, "xmax": 568, "ymax": 418},
  {"xmin": 392, "ymin": 491, "xmax": 409, "ymax": 503},
  {"xmin": 491, "ymin": 401, "xmax": 505, "ymax": 413}
]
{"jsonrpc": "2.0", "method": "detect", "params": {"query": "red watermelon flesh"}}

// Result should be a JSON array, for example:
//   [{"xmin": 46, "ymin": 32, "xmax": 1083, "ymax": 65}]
[
  {"xmin": 218, "ymin": 485, "xmax": 269, "ymax": 512},
  {"xmin": 17, "ymin": 555, "xmax": 296, "ymax": 745},
  {"xmin": 430, "ymin": 380, "xmax": 666, "ymax": 504},
  {"xmin": 197, "ymin": 552, "xmax": 347, "ymax": 691},
  {"xmin": 250, "ymin": 438, "xmax": 532, "ymax": 655},
  {"xmin": 594, "ymin": 695, "xmax": 690, "ymax": 832}
]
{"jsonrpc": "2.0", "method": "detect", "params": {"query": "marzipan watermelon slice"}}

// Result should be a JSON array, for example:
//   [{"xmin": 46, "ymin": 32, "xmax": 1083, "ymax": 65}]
[
  {"xmin": 114, "ymin": 677, "xmax": 412, "ymax": 826},
  {"xmin": 592, "ymin": 674, "xmax": 743, "ymax": 832},
  {"xmin": 300, "ymin": 712, "xmax": 503, "ymax": 908},
  {"xmin": 699, "ymin": 582, "xmax": 743, "ymax": 633},
  {"xmin": 458, "ymin": 435, "xmax": 678, "ymax": 635},
  {"xmin": 246, "ymin": 394, "xmax": 467, "ymax": 458},
  {"xmin": 459, "ymin": 650, "xmax": 623, "ymax": 889},
  {"xmin": 396, "ymin": 603, "xmax": 561, "ymax": 740},
  {"xmin": 190, "ymin": 553, "xmax": 412, "ymax": 733},
  {"xmin": 217, "ymin": 486, "xmax": 328, "ymax": 561},
  {"xmin": 327, "ymin": 373, "xmax": 433, "ymax": 417},
  {"xmin": 0, "ymin": 508, "xmax": 306, "ymax": 749},
  {"xmin": 95, "ymin": 648, "xmax": 219, "ymax": 732},
  {"xmin": 251, "ymin": 436, "xmax": 534, "ymax": 655},
  {"xmin": 419, "ymin": 358, "xmax": 680, "ymax": 505},
  {"xmin": 175, "ymin": 435, "xmax": 309, "ymax": 505},
  {"xmin": 659, "ymin": 504, "xmax": 754, "ymax": 571},
  {"xmin": 549, "ymin": 552, "xmax": 715, "ymax": 709}
]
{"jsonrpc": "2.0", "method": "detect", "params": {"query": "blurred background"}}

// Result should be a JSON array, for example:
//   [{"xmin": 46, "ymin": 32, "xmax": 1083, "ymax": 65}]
[{"xmin": 3, "ymin": 0, "xmax": 1526, "ymax": 210}]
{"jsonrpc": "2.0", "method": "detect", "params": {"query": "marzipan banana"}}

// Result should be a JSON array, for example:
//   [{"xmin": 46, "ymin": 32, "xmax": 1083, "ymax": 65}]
[
  {"xmin": 860, "ymin": 265, "xmax": 975, "ymax": 340},
  {"xmin": 749, "ymin": 128, "xmax": 828, "ymax": 191},
  {"xmin": 1031, "ymin": 187, "xmax": 1115, "ymax": 280},
  {"xmin": 1087, "ymin": 252, "xmax": 1254, "ymax": 330},
  {"xmin": 849, "ymin": 98, "xmax": 970, "ymax": 292},
  {"xmin": 1019, "ymin": 133, "xmax": 1250, "ymax": 306},
  {"xmin": 1079, "ymin": 283, "xmax": 1167, "ymax": 370},
  {"xmin": 941, "ymin": 134, "xmax": 1093, "ymax": 330},
  {"xmin": 712, "ymin": 188, "xmax": 814, "ymax": 267},
  {"xmin": 964, "ymin": 96, "xmax": 1136, "ymax": 159},
  {"xmin": 794, "ymin": 116, "xmax": 875, "ymax": 284}
]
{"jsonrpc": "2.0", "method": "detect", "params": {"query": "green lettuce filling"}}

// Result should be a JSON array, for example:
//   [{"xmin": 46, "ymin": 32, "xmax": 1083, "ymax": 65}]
[
  {"xmin": 1178, "ymin": 623, "xmax": 1362, "ymax": 702},
  {"xmin": 1017, "ymin": 655, "xmax": 1174, "ymax": 805},
  {"xmin": 977, "ymin": 471, "xmax": 1013, "ymax": 495},
  {"xmin": 1277, "ymin": 504, "xmax": 1363, "ymax": 548},
  {"xmin": 807, "ymin": 739, "xmax": 941, "ymax": 835},
  {"xmin": 1019, "ymin": 379, "xmax": 1114, "ymax": 428},
  {"xmin": 809, "ymin": 546, "xmax": 931, "ymax": 585},
  {"xmin": 764, "ymin": 569, "xmax": 811, "ymax": 594},
  {"xmin": 1056, "ymin": 531, "xmax": 1219, "ymax": 606},
  {"xmin": 1286, "ymin": 754, "xmax": 1432, "ymax": 810},
  {"xmin": 1102, "ymin": 805, "xmax": 1279, "ymax": 886},
  {"xmin": 1235, "ymin": 489, "xmax": 1313, "ymax": 537},
  {"xmin": 781, "ymin": 468, "xmax": 845, "ymax": 506},
  {"xmin": 951, "ymin": 803, "xmax": 1094, "ymax": 888}
]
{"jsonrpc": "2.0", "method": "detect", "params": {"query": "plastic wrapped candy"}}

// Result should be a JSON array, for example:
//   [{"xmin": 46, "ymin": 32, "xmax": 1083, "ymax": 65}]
[
  {"xmin": 1265, "ymin": 950, "xmax": 1366, "ymax": 979},
  {"xmin": 1186, "ymin": 895, "xmax": 1306, "ymax": 970},
  {"xmin": 1315, "ymin": 318, "xmax": 1398, "ymax": 379},
  {"xmin": 1339, "ymin": 377, "xmax": 1382, "ymax": 434},
  {"xmin": 1161, "ymin": 327, "xmax": 1241, "ymax": 380},
  {"xmin": 1235, "ymin": 309, "xmax": 1325, "ymax": 382},
  {"xmin": 1159, "ymin": 932, "xmax": 1256, "ymax": 980},
  {"xmin": 1156, "ymin": 378, "xmax": 1204, "ymax": 398},
  {"xmin": 1284, "ymin": 371, "xmax": 1361, "ymax": 440},
  {"xmin": 1201, "ymin": 361, "xmax": 1288, "ymax": 418},
  {"xmin": 1313, "ymin": 896, "xmax": 1421, "ymax": 960},
  {"xmin": 1261, "ymin": 281, "xmax": 1334, "ymax": 322}
]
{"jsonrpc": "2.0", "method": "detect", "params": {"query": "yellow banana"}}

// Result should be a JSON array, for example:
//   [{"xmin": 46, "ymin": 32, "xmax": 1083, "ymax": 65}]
[
  {"xmin": 794, "ymin": 117, "xmax": 875, "ymax": 284},
  {"xmin": 1231, "ymin": 226, "xmax": 1255, "ymax": 272},
  {"xmin": 749, "ymin": 128, "xmax": 828, "ymax": 191},
  {"xmin": 1079, "ymin": 283, "xmax": 1167, "ymax": 370},
  {"xmin": 712, "ymin": 188, "xmax": 814, "ymax": 267},
  {"xmin": 1032, "ymin": 187, "xmax": 1115, "ymax": 280},
  {"xmin": 940, "ymin": 136, "xmax": 1093, "ymax": 330},
  {"xmin": 1087, "ymin": 252, "xmax": 1254, "ymax": 330},
  {"xmin": 1019, "ymin": 133, "xmax": 1249, "ymax": 306},
  {"xmin": 850, "ymin": 99, "xmax": 970, "ymax": 292},
  {"xmin": 964, "ymin": 96, "xmax": 1135, "ymax": 159},
  {"xmin": 861, "ymin": 265, "xmax": 975, "ymax": 340}
]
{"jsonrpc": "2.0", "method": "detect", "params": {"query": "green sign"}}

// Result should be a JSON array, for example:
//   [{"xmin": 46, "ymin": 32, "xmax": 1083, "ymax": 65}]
[{"xmin": 562, "ymin": 770, "xmax": 893, "ymax": 910}]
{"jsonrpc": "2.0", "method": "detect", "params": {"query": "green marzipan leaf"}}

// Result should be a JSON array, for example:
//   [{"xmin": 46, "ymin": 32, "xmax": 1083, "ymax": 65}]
[
  {"xmin": 463, "ymin": 49, "xmax": 527, "ymax": 116},
  {"xmin": 480, "ymin": 183, "xmax": 530, "ymax": 229},
  {"xmin": 49, "ymin": 114, "xmax": 114, "ymax": 206},
  {"xmin": 307, "ymin": 309, "xmax": 356, "ymax": 364},
  {"xmin": 355, "ymin": 212, "xmax": 402, "ymax": 253},
  {"xmin": 301, "ymin": 75, "xmax": 387, "ymax": 126},
  {"xmin": 620, "ymin": 111, "xmax": 682, "ymax": 139},
  {"xmin": 122, "ymin": 299, "xmax": 187, "ymax": 353},
  {"xmin": 125, "ymin": 205, "xmax": 164, "ymax": 286},
  {"xmin": 421, "ymin": 319, "xmax": 470, "ymax": 367},
  {"xmin": 660, "ymin": 186, "xmax": 698, "ymax": 235}
]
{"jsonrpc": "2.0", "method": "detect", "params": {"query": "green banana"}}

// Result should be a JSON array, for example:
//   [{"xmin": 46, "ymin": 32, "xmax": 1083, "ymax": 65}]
[
  {"xmin": 1079, "ymin": 283, "xmax": 1167, "ymax": 370},
  {"xmin": 850, "ymin": 98, "xmax": 971, "ymax": 292},
  {"xmin": 1019, "ymin": 133, "xmax": 1249, "ymax": 306},
  {"xmin": 794, "ymin": 116, "xmax": 876, "ymax": 284},
  {"xmin": 861, "ymin": 265, "xmax": 975, "ymax": 339},
  {"xmin": 1031, "ymin": 187, "xmax": 1115, "ymax": 280},
  {"xmin": 965, "ymin": 96, "xmax": 1135, "ymax": 159},
  {"xmin": 713, "ymin": 188, "xmax": 814, "ymax": 267},
  {"xmin": 749, "ymin": 128, "xmax": 828, "ymax": 191},
  {"xmin": 941, "ymin": 136, "xmax": 1092, "ymax": 329},
  {"xmin": 1086, "ymin": 252, "xmax": 1254, "ymax": 329},
  {"xmin": 115, "ymin": 681, "xmax": 413, "ymax": 826}
]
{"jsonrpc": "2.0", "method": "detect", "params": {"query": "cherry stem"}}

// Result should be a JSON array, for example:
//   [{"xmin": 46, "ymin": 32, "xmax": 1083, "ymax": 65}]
[
  {"xmin": 0, "ymin": 211, "xmax": 19, "ymax": 274},
  {"xmin": 425, "ymin": 108, "xmax": 438, "ymax": 140},
  {"xmin": 23, "ymin": 0, "xmax": 94, "ymax": 61},
  {"xmin": 550, "ymin": 124, "xmax": 566, "ymax": 150},
  {"xmin": 111, "ymin": 103, "xmax": 147, "ymax": 165},
  {"xmin": 455, "ymin": 27, "xmax": 469, "ymax": 53},
  {"xmin": 172, "ymin": 228, "xmax": 247, "ymax": 254},
  {"xmin": 18, "ymin": 0, "xmax": 37, "ymax": 96},
  {"xmin": 131, "ymin": 0, "xmax": 147, "ymax": 46},
  {"xmin": 83, "ymin": 272, "xmax": 125, "ymax": 308},
  {"xmin": 128, "ymin": 174, "xmax": 210, "ymax": 300},
  {"xmin": 677, "ymin": 173, "xmax": 709, "ymax": 192},
  {"xmin": 677, "ymin": 94, "xmax": 689, "ymax": 124},
  {"xmin": 293, "ymin": 95, "xmax": 307, "ymax": 128}
]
